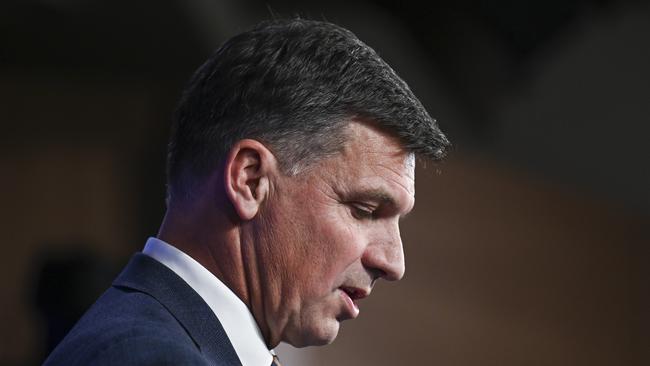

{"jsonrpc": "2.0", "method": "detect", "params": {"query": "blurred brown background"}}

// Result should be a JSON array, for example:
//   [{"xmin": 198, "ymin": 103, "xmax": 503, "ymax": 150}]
[{"xmin": 1, "ymin": 0, "xmax": 648, "ymax": 365}]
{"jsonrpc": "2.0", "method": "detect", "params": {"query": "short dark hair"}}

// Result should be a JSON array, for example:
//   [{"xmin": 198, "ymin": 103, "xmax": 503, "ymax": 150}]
[{"xmin": 167, "ymin": 18, "xmax": 450, "ymax": 200}]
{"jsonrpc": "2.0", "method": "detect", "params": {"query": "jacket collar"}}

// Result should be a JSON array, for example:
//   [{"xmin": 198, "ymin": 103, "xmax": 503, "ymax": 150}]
[{"xmin": 113, "ymin": 253, "xmax": 242, "ymax": 366}]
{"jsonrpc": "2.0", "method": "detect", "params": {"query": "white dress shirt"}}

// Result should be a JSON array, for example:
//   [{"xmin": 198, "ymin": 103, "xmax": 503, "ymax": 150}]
[{"xmin": 142, "ymin": 237, "xmax": 274, "ymax": 366}]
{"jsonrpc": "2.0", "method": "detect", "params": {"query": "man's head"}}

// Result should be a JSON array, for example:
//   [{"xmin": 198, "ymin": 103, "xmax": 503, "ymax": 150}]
[
  {"xmin": 162, "ymin": 19, "xmax": 449, "ymax": 348},
  {"xmin": 167, "ymin": 18, "xmax": 448, "ymax": 200}
]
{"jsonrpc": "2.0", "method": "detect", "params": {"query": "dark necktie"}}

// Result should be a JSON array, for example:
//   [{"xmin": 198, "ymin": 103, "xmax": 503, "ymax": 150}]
[{"xmin": 271, "ymin": 354, "xmax": 283, "ymax": 366}]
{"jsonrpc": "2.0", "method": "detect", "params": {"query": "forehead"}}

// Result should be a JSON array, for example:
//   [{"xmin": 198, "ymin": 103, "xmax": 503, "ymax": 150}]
[
  {"xmin": 340, "ymin": 121, "xmax": 414, "ymax": 171},
  {"xmin": 314, "ymin": 121, "xmax": 416, "ymax": 208}
]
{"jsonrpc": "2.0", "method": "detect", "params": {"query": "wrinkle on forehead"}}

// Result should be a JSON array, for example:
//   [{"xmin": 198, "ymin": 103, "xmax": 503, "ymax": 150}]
[
  {"xmin": 299, "ymin": 120, "xmax": 416, "ymax": 197},
  {"xmin": 373, "ymin": 159, "xmax": 414, "ymax": 195},
  {"xmin": 343, "ymin": 121, "xmax": 415, "ymax": 179},
  {"xmin": 331, "ymin": 122, "xmax": 416, "ymax": 211}
]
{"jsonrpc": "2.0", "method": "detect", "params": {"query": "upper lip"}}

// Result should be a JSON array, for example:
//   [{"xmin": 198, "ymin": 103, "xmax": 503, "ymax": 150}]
[{"xmin": 339, "ymin": 286, "xmax": 370, "ymax": 301}]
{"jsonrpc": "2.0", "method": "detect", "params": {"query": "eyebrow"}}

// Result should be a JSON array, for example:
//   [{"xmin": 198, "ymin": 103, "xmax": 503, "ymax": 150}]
[{"xmin": 354, "ymin": 189, "xmax": 395, "ymax": 205}]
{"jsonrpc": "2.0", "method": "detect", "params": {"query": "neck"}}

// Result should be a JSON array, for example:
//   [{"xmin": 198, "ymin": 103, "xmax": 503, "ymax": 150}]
[
  {"xmin": 156, "ymin": 199, "xmax": 278, "ymax": 348},
  {"xmin": 159, "ymin": 194, "xmax": 249, "ymax": 298}
]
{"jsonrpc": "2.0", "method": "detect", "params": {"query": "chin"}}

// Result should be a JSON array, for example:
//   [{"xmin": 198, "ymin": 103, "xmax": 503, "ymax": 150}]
[{"xmin": 289, "ymin": 318, "xmax": 340, "ymax": 348}]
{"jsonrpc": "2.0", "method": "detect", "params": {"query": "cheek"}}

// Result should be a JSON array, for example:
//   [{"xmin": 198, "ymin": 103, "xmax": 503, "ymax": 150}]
[
  {"xmin": 307, "ymin": 214, "xmax": 365, "ymax": 284},
  {"xmin": 273, "ymin": 190, "xmax": 366, "ymax": 292}
]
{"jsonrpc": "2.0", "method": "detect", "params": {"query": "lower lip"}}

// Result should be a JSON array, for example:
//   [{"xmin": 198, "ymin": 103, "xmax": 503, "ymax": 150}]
[{"xmin": 340, "ymin": 289, "xmax": 360, "ymax": 318}]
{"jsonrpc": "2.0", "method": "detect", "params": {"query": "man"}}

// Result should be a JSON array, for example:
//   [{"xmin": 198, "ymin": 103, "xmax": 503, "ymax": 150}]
[{"xmin": 44, "ymin": 18, "xmax": 449, "ymax": 365}]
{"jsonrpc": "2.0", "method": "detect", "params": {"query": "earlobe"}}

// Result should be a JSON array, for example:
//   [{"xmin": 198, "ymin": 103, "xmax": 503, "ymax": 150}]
[{"xmin": 224, "ymin": 139, "xmax": 274, "ymax": 221}]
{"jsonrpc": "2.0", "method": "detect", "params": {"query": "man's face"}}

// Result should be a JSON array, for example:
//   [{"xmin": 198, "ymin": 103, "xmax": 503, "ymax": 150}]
[{"xmin": 254, "ymin": 121, "xmax": 415, "ymax": 347}]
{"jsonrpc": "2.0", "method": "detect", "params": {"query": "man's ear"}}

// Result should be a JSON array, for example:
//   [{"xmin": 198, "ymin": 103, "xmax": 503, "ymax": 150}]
[{"xmin": 224, "ymin": 139, "xmax": 277, "ymax": 221}]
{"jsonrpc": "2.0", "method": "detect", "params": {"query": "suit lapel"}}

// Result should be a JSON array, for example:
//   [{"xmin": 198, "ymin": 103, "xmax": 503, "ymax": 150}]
[{"xmin": 113, "ymin": 253, "xmax": 242, "ymax": 366}]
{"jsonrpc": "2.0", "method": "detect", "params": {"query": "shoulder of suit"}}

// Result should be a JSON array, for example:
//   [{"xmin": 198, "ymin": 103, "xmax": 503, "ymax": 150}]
[{"xmin": 44, "ymin": 286, "xmax": 205, "ymax": 366}]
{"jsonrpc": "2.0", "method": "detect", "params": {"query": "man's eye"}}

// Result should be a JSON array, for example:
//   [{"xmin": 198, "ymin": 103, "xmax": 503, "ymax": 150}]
[{"xmin": 351, "ymin": 205, "xmax": 375, "ymax": 220}]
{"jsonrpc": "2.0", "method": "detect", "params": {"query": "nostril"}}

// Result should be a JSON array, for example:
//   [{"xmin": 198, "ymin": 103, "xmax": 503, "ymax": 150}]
[
  {"xmin": 361, "ymin": 241, "xmax": 404, "ymax": 282},
  {"xmin": 368, "ymin": 268, "xmax": 385, "ymax": 282}
]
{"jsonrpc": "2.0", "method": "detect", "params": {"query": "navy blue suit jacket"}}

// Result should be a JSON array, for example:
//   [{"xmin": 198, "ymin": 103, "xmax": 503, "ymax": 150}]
[{"xmin": 43, "ymin": 253, "xmax": 244, "ymax": 366}]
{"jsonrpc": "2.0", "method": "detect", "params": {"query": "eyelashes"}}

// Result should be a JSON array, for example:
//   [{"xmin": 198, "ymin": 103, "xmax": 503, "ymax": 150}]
[{"xmin": 349, "ymin": 203, "xmax": 377, "ymax": 220}]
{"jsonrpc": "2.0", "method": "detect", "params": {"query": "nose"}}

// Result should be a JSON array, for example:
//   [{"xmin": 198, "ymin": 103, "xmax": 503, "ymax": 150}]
[{"xmin": 362, "ymin": 220, "xmax": 405, "ymax": 282}]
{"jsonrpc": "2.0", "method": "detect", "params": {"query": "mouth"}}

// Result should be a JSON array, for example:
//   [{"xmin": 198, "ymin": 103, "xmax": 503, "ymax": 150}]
[{"xmin": 338, "ymin": 286, "xmax": 369, "ymax": 319}]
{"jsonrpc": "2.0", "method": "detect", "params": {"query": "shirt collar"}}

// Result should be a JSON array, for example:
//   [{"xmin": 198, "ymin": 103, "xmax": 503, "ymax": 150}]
[{"xmin": 143, "ymin": 237, "xmax": 274, "ymax": 366}]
